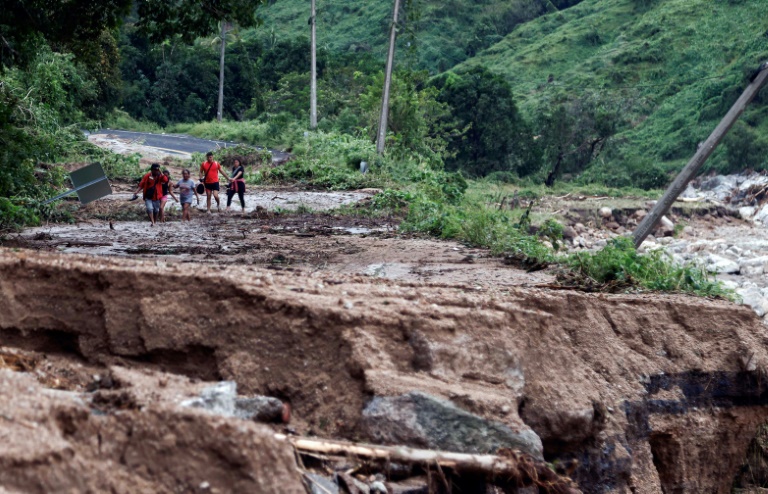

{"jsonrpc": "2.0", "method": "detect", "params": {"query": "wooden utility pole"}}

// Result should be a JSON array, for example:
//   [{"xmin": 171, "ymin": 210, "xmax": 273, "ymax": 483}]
[
  {"xmin": 217, "ymin": 22, "xmax": 228, "ymax": 123},
  {"xmin": 633, "ymin": 63, "xmax": 768, "ymax": 247},
  {"xmin": 309, "ymin": 0, "xmax": 317, "ymax": 129},
  {"xmin": 376, "ymin": 0, "xmax": 402, "ymax": 154}
]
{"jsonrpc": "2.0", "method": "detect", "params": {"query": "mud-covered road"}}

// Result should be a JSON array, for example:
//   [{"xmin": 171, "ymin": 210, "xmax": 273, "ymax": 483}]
[
  {"xmin": 9, "ymin": 212, "xmax": 551, "ymax": 288},
  {"xmin": 87, "ymin": 129, "xmax": 291, "ymax": 163}
]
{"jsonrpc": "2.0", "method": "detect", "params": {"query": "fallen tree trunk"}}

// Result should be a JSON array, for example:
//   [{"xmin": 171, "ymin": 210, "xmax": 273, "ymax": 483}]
[{"xmin": 275, "ymin": 434, "xmax": 581, "ymax": 493}]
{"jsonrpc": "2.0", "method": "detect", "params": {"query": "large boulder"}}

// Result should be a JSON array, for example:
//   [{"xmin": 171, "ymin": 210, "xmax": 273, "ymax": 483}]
[
  {"xmin": 740, "ymin": 256, "xmax": 768, "ymax": 277},
  {"xmin": 737, "ymin": 286, "xmax": 768, "ymax": 318},
  {"xmin": 361, "ymin": 392, "xmax": 543, "ymax": 459},
  {"xmin": 706, "ymin": 254, "xmax": 740, "ymax": 274},
  {"xmin": 755, "ymin": 204, "xmax": 768, "ymax": 225}
]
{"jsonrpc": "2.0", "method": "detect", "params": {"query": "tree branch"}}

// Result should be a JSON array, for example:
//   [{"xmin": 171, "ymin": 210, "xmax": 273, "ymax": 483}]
[{"xmin": 276, "ymin": 434, "xmax": 581, "ymax": 494}]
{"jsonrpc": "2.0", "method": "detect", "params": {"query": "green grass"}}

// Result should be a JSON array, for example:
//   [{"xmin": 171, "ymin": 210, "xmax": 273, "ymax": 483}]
[
  {"xmin": 457, "ymin": 0, "xmax": 768, "ymax": 173},
  {"xmin": 102, "ymin": 109, "xmax": 164, "ymax": 133},
  {"xmin": 168, "ymin": 116, "xmax": 296, "ymax": 149},
  {"xmin": 253, "ymin": 0, "xmax": 559, "ymax": 73},
  {"xmin": 566, "ymin": 237, "xmax": 732, "ymax": 298}
]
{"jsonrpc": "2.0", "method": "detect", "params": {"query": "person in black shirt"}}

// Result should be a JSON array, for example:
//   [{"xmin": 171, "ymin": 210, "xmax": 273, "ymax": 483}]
[{"xmin": 226, "ymin": 158, "xmax": 246, "ymax": 213}]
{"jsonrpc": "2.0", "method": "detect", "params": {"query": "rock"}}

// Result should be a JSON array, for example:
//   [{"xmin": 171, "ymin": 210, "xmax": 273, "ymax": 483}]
[
  {"xmin": 236, "ymin": 396, "xmax": 286, "ymax": 423},
  {"xmin": 181, "ymin": 382, "xmax": 285, "ymax": 422},
  {"xmin": 361, "ymin": 392, "xmax": 543, "ymax": 459},
  {"xmin": 700, "ymin": 175, "xmax": 738, "ymax": 200},
  {"xmin": 181, "ymin": 382, "xmax": 238, "ymax": 416},
  {"xmin": 634, "ymin": 210, "xmax": 648, "ymax": 220},
  {"xmin": 681, "ymin": 183, "xmax": 699, "ymax": 199},
  {"xmin": 721, "ymin": 280, "xmax": 741, "ymax": 290},
  {"xmin": 737, "ymin": 286, "xmax": 768, "ymax": 318},
  {"xmin": 740, "ymin": 257, "xmax": 768, "ymax": 277},
  {"xmin": 755, "ymin": 204, "xmax": 768, "ymax": 225},
  {"xmin": 726, "ymin": 245, "xmax": 744, "ymax": 257},
  {"xmin": 681, "ymin": 183, "xmax": 702, "ymax": 199},
  {"xmin": 562, "ymin": 226, "xmax": 577, "ymax": 240},
  {"xmin": 740, "ymin": 207, "xmax": 757, "ymax": 221},
  {"xmin": 574, "ymin": 223, "xmax": 586, "ymax": 233},
  {"xmin": 658, "ymin": 216, "xmax": 675, "ymax": 237},
  {"xmin": 605, "ymin": 221, "xmax": 620, "ymax": 230},
  {"xmin": 305, "ymin": 474, "xmax": 340, "ymax": 494},
  {"xmin": 370, "ymin": 480, "xmax": 387, "ymax": 493},
  {"xmin": 599, "ymin": 207, "xmax": 613, "ymax": 219},
  {"xmin": 706, "ymin": 254, "xmax": 740, "ymax": 274}
]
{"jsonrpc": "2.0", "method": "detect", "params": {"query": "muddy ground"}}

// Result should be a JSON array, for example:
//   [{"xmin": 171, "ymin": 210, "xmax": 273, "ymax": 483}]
[
  {"xmin": 7, "ymin": 162, "xmax": 768, "ymax": 492},
  {"xmin": 5, "ymin": 187, "xmax": 553, "ymax": 289}
]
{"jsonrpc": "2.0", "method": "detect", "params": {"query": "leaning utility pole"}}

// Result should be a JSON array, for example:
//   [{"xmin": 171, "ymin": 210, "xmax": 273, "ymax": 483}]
[
  {"xmin": 217, "ymin": 21, "xmax": 228, "ymax": 123},
  {"xmin": 376, "ymin": 0, "xmax": 402, "ymax": 154},
  {"xmin": 633, "ymin": 62, "xmax": 768, "ymax": 248},
  {"xmin": 310, "ymin": 0, "xmax": 317, "ymax": 129}
]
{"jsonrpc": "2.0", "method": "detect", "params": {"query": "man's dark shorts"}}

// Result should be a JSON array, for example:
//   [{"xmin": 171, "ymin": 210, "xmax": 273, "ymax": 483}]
[{"xmin": 205, "ymin": 182, "xmax": 220, "ymax": 191}]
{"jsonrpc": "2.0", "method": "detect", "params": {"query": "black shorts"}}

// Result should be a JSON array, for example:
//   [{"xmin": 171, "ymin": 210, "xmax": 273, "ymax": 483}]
[{"xmin": 204, "ymin": 182, "xmax": 220, "ymax": 191}]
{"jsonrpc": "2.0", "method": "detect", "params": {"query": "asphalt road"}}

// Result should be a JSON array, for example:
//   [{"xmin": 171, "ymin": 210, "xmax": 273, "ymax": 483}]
[{"xmin": 90, "ymin": 129, "xmax": 290, "ymax": 163}]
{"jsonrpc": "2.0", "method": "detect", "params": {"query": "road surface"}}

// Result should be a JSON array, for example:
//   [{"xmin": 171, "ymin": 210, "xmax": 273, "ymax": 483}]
[{"xmin": 88, "ymin": 129, "xmax": 290, "ymax": 163}]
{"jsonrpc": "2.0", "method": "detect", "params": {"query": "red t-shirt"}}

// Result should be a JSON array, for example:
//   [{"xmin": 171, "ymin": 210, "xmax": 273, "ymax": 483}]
[
  {"xmin": 139, "ymin": 173, "xmax": 168, "ymax": 200},
  {"xmin": 200, "ymin": 161, "xmax": 221, "ymax": 183}
]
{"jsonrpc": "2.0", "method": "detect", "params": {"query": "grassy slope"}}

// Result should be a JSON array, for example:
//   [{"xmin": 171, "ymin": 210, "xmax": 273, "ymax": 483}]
[
  {"xmin": 255, "ymin": 0, "xmax": 556, "ymax": 72},
  {"xmin": 458, "ymin": 0, "xmax": 768, "ymax": 170}
]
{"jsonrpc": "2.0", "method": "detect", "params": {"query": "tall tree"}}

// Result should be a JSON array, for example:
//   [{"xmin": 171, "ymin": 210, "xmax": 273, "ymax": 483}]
[
  {"xmin": 376, "ymin": 0, "xmax": 402, "ymax": 154},
  {"xmin": 135, "ymin": 0, "xmax": 265, "ymax": 43}
]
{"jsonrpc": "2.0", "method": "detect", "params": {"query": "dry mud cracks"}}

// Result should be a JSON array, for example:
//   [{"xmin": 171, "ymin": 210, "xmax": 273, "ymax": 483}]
[{"xmin": 2, "ymin": 249, "xmax": 768, "ymax": 493}]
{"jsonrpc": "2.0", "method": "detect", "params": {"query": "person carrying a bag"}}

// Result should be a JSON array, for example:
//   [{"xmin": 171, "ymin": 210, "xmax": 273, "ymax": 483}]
[
  {"xmin": 199, "ymin": 152, "xmax": 223, "ymax": 213},
  {"xmin": 225, "ymin": 158, "xmax": 246, "ymax": 214},
  {"xmin": 132, "ymin": 163, "xmax": 169, "ymax": 226}
]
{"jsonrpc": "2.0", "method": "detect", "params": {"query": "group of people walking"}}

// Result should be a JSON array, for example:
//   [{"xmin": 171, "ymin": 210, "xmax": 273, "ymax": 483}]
[{"xmin": 133, "ymin": 152, "xmax": 247, "ymax": 226}]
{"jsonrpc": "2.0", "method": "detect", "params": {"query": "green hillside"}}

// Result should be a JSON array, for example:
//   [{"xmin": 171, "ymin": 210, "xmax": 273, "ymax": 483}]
[
  {"xmin": 457, "ymin": 0, "xmax": 768, "ymax": 173},
  {"xmin": 256, "ymin": 0, "xmax": 582, "ymax": 72}
]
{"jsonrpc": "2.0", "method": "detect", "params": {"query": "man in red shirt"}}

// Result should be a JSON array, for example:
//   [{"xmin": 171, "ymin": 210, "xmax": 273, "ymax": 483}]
[
  {"xmin": 199, "ymin": 152, "xmax": 223, "ymax": 213},
  {"xmin": 132, "ymin": 163, "xmax": 169, "ymax": 226}
]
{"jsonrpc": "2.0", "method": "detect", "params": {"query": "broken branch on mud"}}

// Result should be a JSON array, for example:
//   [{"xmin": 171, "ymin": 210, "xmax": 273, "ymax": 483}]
[{"xmin": 276, "ymin": 434, "xmax": 581, "ymax": 493}]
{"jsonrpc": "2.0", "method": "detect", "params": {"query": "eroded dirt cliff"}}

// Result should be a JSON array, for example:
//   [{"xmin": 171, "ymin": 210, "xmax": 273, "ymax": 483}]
[{"xmin": 2, "ymin": 249, "xmax": 768, "ymax": 492}]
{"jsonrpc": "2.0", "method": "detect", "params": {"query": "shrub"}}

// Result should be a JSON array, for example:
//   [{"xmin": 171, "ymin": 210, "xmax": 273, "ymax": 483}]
[{"xmin": 567, "ymin": 237, "xmax": 731, "ymax": 297}]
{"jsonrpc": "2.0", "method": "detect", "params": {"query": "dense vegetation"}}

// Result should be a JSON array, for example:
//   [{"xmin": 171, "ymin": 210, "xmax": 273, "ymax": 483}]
[
  {"xmin": 254, "ymin": 0, "xmax": 585, "ymax": 73},
  {"xmin": 460, "ymin": 0, "xmax": 768, "ymax": 176},
  {"xmin": 0, "ymin": 0, "xmax": 750, "ymax": 297},
  {"xmin": 0, "ymin": 0, "xmax": 265, "ymax": 228}
]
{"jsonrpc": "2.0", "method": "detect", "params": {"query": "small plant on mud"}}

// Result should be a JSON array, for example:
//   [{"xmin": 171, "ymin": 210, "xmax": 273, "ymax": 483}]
[
  {"xmin": 371, "ymin": 189, "xmax": 415, "ymax": 212},
  {"xmin": 538, "ymin": 218, "xmax": 564, "ymax": 251},
  {"xmin": 295, "ymin": 203, "xmax": 314, "ymax": 214},
  {"xmin": 565, "ymin": 237, "xmax": 733, "ymax": 298}
]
